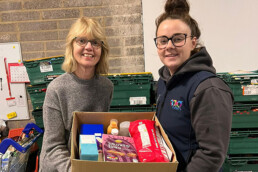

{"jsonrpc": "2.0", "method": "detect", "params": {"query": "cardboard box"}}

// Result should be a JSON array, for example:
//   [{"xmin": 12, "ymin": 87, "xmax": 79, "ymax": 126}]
[{"xmin": 71, "ymin": 112, "xmax": 178, "ymax": 172}]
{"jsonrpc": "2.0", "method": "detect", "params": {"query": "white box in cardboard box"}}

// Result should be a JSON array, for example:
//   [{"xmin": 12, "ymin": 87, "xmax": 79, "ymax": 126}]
[{"xmin": 71, "ymin": 112, "xmax": 178, "ymax": 172}]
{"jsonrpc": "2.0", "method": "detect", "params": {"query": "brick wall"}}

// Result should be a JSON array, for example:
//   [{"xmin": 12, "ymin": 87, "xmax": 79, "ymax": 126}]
[
  {"xmin": 0, "ymin": 0, "xmax": 144, "ymax": 73},
  {"xmin": 0, "ymin": 0, "xmax": 144, "ymax": 129}
]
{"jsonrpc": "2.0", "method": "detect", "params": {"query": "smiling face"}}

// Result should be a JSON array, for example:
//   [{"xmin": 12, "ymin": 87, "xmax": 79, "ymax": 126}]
[
  {"xmin": 72, "ymin": 35, "xmax": 102, "ymax": 72},
  {"xmin": 157, "ymin": 19, "xmax": 197, "ymax": 74}
]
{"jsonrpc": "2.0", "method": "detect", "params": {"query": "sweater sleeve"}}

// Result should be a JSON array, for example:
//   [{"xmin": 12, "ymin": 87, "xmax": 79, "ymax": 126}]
[
  {"xmin": 40, "ymin": 87, "xmax": 71, "ymax": 172},
  {"xmin": 187, "ymin": 79, "xmax": 233, "ymax": 172}
]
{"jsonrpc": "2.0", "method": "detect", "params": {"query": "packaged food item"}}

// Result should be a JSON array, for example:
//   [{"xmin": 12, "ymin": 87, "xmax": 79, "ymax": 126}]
[
  {"xmin": 107, "ymin": 119, "xmax": 118, "ymax": 134},
  {"xmin": 129, "ymin": 119, "xmax": 167, "ymax": 162},
  {"xmin": 102, "ymin": 134, "xmax": 138, "ymax": 162},
  {"xmin": 119, "ymin": 121, "xmax": 130, "ymax": 136},
  {"xmin": 79, "ymin": 135, "xmax": 98, "ymax": 161},
  {"xmin": 80, "ymin": 124, "xmax": 104, "ymax": 152},
  {"xmin": 155, "ymin": 126, "xmax": 170, "ymax": 162}
]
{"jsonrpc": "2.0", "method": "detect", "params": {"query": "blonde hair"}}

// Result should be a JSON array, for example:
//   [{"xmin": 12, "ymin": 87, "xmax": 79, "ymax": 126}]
[{"xmin": 62, "ymin": 17, "xmax": 109, "ymax": 74}]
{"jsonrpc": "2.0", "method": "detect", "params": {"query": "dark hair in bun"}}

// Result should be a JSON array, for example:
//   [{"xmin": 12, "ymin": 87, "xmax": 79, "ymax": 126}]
[
  {"xmin": 164, "ymin": 0, "xmax": 189, "ymax": 16},
  {"xmin": 156, "ymin": 0, "xmax": 201, "ymax": 50}
]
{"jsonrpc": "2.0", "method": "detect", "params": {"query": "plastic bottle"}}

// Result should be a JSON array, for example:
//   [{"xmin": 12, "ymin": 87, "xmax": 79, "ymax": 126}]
[
  {"xmin": 119, "ymin": 121, "xmax": 130, "ymax": 136},
  {"xmin": 111, "ymin": 128, "xmax": 119, "ymax": 136},
  {"xmin": 107, "ymin": 119, "xmax": 118, "ymax": 134}
]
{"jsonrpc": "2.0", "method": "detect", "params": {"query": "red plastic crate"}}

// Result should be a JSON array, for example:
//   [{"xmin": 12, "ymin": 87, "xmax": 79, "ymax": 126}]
[{"xmin": 8, "ymin": 128, "xmax": 24, "ymax": 138}]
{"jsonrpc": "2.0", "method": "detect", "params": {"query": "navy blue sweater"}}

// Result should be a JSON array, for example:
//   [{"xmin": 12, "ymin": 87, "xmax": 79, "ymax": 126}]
[{"xmin": 156, "ymin": 47, "xmax": 233, "ymax": 172}]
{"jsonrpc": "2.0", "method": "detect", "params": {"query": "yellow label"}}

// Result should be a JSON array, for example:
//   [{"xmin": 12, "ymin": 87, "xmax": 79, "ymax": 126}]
[{"xmin": 7, "ymin": 112, "xmax": 17, "ymax": 119}]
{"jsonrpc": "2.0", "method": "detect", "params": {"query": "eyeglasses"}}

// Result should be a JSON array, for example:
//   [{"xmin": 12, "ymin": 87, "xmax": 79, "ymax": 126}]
[
  {"xmin": 154, "ymin": 33, "xmax": 193, "ymax": 49},
  {"xmin": 74, "ymin": 37, "xmax": 103, "ymax": 49}
]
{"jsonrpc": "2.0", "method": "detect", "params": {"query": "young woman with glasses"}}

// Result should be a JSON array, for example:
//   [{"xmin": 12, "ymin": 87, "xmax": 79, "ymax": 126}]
[
  {"xmin": 154, "ymin": 0, "xmax": 233, "ymax": 171},
  {"xmin": 39, "ymin": 17, "xmax": 113, "ymax": 172}
]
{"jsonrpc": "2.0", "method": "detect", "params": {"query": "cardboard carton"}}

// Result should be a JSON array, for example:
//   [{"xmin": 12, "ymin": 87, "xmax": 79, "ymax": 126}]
[{"xmin": 71, "ymin": 112, "xmax": 178, "ymax": 172}]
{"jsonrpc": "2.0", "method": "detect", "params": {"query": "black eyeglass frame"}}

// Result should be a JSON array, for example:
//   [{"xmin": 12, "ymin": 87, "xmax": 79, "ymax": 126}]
[
  {"xmin": 73, "ymin": 37, "xmax": 103, "ymax": 48},
  {"xmin": 154, "ymin": 33, "xmax": 193, "ymax": 49}
]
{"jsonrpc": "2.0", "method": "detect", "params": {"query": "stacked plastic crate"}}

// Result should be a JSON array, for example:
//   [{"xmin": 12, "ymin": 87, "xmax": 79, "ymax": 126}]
[
  {"xmin": 106, "ymin": 72, "xmax": 156, "ymax": 113},
  {"xmin": 217, "ymin": 71, "xmax": 258, "ymax": 171},
  {"xmin": 23, "ymin": 55, "xmax": 65, "ymax": 150}
]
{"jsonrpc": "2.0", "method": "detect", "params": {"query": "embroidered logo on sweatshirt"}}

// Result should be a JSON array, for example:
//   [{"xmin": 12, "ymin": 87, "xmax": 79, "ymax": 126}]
[{"xmin": 170, "ymin": 99, "xmax": 183, "ymax": 111}]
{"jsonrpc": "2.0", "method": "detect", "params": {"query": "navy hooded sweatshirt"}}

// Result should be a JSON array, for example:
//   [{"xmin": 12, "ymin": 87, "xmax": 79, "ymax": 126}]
[{"xmin": 156, "ymin": 47, "xmax": 233, "ymax": 172}]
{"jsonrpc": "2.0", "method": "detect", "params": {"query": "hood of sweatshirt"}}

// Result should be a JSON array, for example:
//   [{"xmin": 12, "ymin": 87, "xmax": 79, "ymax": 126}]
[{"xmin": 158, "ymin": 47, "xmax": 216, "ymax": 83}]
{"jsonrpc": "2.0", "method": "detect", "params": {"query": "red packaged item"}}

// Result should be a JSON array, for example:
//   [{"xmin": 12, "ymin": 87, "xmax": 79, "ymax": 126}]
[{"xmin": 129, "ymin": 120, "xmax": 167, "ymax": 162}]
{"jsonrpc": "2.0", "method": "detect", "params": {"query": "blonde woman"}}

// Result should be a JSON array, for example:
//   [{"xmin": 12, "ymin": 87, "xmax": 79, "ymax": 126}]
[{"xmin": 40, "ymin": 17, "xmax": 113, "ymax": 172}]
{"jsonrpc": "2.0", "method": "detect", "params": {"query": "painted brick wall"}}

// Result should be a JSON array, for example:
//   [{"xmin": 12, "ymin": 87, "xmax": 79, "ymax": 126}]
[{"xmin": 1, "ymin": 0, "xmax": 144, "ymax": 129}]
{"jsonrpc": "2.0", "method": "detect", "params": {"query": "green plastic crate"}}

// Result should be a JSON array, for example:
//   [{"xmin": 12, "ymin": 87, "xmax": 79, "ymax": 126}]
[
  {"xmin": 220, "ymin": 71, "xmax": 258, "ymax": 84},
  {"xmin": 107, "ymin": 73, "xmax": 154, "ymax": 106},
  {"xmin": 223, "ymin": 156, "xmax": 258, "ymax": 172},
  {"xmin": 228, "ymin": 130, "xmax": 258, "ymax": 155},
  {"xmin": 110, "ymin": 106, "xmax": 156, "ymax": 112},
  {"xmin": 232, "ymin": 104, "xmax": 258, "ymax": 129},
  {"xmin": 217, "ymin": 71, "xmax": 258, "ymax": 102},
  {"xmin": 32, "ymin": 110, "xmax": 44, "ymax": 129},
  {"xmin": 24, "ymin": 55, "xmax": 65, "ymax": 85},
  {"xmin": 44, "ymin": 73, "xmax": 63, "ymax": 87},
  {"xmin": 36, "ymin": 135, "xmax": 43, "ymax": 152},
  {"xmin": 32, "ymin": 110, "xmax": 44, "ymax": 151},
  {"xmin": 229, "ymin": 83, "xmax": 258, "ymax": 102},
  {"xmin": 27, "ymin": 84, "xmax": 47, "ymax": 110},
  {"xmin": 111, "ymin": 85, "xmax": 152, "ymax": 106}
]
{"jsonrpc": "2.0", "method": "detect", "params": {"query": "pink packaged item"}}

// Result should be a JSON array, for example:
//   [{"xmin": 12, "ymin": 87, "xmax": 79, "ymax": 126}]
[
  {"xmin": 129, "ymin": 119, "xmax": 167, "ymax": 162},
  {"xmin": 102, "ymin": 134, "xmax": 139, "ymax": 162}
]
